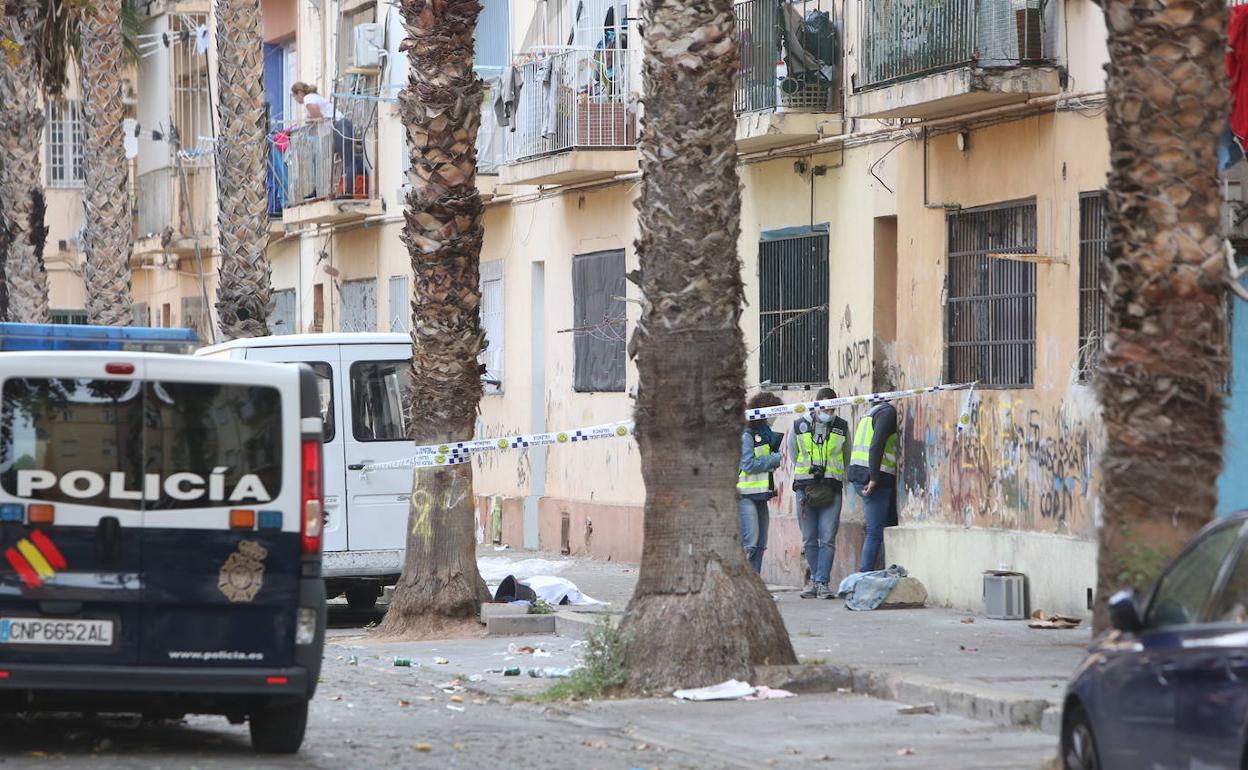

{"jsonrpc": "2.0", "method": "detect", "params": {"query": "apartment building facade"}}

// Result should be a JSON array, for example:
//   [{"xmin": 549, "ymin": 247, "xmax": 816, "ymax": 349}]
[{"xmin": 39, "ymin": 0, "xmax": 1248, "ymax": 617}]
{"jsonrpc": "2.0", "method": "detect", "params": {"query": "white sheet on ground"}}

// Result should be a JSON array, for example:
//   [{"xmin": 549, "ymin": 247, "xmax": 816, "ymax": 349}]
[
  {"xmin": 672, "ymin": 679, "xmax": 756, "ymax": 701},
  {"xmin": 519, "ymin": 575, "xmax": 605, "ymax": 606}
]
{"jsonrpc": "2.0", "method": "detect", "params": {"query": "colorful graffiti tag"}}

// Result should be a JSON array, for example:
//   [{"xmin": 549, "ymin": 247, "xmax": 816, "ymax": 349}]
[{"xmin": 901, "ymin": 391, "xmax": 1098, "ymax": 537}]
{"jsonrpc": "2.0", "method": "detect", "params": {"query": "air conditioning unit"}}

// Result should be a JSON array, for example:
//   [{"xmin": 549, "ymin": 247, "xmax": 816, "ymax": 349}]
[{"xmin": 353, "ymin": 23, "xmax": 384, "ymax": 68}]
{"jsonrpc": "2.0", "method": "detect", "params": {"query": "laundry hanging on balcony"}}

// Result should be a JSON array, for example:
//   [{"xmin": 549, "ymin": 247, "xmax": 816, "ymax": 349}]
[{"xmin": 494, "ymin": 64, "xmax": 524, "ymax": 131}]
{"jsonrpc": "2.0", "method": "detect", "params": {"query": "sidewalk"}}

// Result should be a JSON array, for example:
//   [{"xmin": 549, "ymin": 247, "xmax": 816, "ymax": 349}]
[{"xmin": 481, "ymin": 549, "xmax": 1089, "ymax": 732}]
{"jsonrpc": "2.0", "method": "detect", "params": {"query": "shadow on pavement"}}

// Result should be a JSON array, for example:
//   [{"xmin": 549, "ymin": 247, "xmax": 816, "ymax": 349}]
[{"xmin": 0, "ymin": 713, "xmax": 253, "ymax": 757}]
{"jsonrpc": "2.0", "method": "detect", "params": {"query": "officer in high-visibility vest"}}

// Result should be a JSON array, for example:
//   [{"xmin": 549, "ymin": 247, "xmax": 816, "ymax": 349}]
[
  {"xmin": 739, "ymin": 391, "xmax": 784, "ymax": 574},
  {"xmin": 790, "ymin": 387, "xmax": 850, "ymax": 599},
  {"xmin": 848, "ymin": 398, "xmax": 899, "ymax": 573}
]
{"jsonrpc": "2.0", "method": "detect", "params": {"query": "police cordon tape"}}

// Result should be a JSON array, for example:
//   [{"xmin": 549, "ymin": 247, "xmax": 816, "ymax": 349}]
[{"xmin": 360, "ymin": 382, "xmax": 976, "ymax": 474}]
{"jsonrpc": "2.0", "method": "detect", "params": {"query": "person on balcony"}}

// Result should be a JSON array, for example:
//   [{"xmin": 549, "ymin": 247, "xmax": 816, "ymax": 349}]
[{"xmin": 291, "ymin": 82, "xmax": 363, "ymax": 198}]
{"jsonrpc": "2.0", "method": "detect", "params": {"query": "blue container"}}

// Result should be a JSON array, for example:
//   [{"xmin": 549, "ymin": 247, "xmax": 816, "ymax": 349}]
[{"xmin": 0, "ymin": 323, "xmax": 198, "ymax": 353}]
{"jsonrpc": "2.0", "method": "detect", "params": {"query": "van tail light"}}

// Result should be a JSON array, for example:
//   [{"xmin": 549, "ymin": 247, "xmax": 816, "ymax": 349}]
[{"xmin": 300, "ymin": 437, "xmax": 324, "ymax": 555}]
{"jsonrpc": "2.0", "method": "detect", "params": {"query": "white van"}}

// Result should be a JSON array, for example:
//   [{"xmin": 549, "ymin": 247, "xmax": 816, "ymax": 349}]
[{"xmin": 198, "ymin": 334, "xmax": 414, "ymax": 610}]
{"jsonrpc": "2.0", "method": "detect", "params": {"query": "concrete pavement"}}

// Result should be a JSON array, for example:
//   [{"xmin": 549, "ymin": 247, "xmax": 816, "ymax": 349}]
[{"xmin": 482, "ymin": 549, "xmax": 1090, "ymax": 732}]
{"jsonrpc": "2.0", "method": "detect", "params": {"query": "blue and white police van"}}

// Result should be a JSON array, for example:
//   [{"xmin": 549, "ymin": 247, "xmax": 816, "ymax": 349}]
[{"xmin": 0, "ymin": 323, "xmax": 327, "ymax": 753}]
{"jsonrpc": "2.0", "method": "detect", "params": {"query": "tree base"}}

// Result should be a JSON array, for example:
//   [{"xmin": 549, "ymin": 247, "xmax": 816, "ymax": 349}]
[
  {"xmin": 376, "ymin": 567, "xmax": 491, "ymax": 640},
  {"xmin": 372, "ymin": 614, "xmax": 485, "ymax": 642},
  {"xmin": 620, "ymin": 557, "xmax": 797, "ymax": 693}
]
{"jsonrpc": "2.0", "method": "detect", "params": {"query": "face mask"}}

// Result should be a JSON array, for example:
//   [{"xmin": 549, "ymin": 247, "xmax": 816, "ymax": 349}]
[{"xmin": 816, "ymin": 412, "xmax": 833, "ymax": 424}]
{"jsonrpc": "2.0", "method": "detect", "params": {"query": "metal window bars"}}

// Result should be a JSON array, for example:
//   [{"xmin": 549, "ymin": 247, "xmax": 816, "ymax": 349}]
[
  {"xmin": 171, "ymin": 14, "xmax": 214, "ymax": 166},
  {"xmin": 1077, "ymin": 191, "xmax": 1108, "ymax": 381},
  {"xmin": 46, "ymin": 100, "xmax": 84, "ymax": 189},
  {"xmin": 503, "ymin": 47, "xmax": 638, "ymax": 164},
  {"xmin": 856, "ymin": 0, "xmax": 1058, "ymax": 91},
  {"xmin": 946, "ymin": 201, "xmax": 1038, "ymax": 388},
  {"xmin": 758, "ymin": 233, "xmax": 830, "ymax": 387},
  {"xmin": 735, "ymin": 0, "xmax": 843, "ymax": 115}
]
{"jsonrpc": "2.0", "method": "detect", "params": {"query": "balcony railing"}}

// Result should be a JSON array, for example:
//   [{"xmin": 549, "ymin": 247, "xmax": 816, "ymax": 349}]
[
  {"xmin": 135, "ymin": 164, "xmax": 214, "ymax": 241},
  {"xmin": 503, "ymin": 47, "xmax": 638, "ymax": 164},
  {"xmin": 279, "ymin": 91, "xmax": 380, "ymax": 207},
  {"xmin": 856, "ymin": 0, "xmax": 1058, "ymax": 91},
  {"xmin": 736, "ymin": 0, "xmax": 843, "ymax": 114}
]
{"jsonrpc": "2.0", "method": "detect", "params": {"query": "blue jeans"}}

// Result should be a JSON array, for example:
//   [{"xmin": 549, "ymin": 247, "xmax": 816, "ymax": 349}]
[
  {"xmin": 797, "ymin": 486, "xmax": 842, "ymax": 586},
  {"xmin": 739, "ymin": 497, "xmax": 770, "ymax": 574},
  {"xmin": 856, "ymin": 480, "xmax": 895, "ymax": 573}
]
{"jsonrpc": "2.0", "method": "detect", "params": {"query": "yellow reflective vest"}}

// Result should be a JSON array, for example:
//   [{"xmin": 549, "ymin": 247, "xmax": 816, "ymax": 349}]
[{"xmin": 850, "ymin": 405, "xmax": 898, "ymax": 477}]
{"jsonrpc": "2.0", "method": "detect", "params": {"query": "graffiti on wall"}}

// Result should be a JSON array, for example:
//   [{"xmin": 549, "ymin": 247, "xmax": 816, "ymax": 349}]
[
  {"xmin": 901, "ymin": 391, "xmax": 1098, "ymax": 537},
  {"xmin": 838, "ymin": 339, "xmax": 872, "ymax": 383}
]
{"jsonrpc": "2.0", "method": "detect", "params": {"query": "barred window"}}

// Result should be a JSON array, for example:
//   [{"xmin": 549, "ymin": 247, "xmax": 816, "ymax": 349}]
[
  {"xmin": 946, "ymin": 201, "xmax": 1037, "ymax": 388},
  {"xmin": 46, "ymin": 100, "xmax": 85, "ymax": 188},
  {"xmin": 1078, "ymin": 192, "xmax": 1109, "ymax": 380},
  {"xmin": 759, "ymin": 231, "xmax": 829, "ymax": 386}
]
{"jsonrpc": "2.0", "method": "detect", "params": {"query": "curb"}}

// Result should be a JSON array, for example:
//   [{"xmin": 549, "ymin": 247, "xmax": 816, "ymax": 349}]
[
  {"xmin": 554, "ymin": 612, "xmax": 1061, "ymax": 734},
  {"xmin": 756, "ymin": 664, "xmax": 1060, "ymax": 734}
]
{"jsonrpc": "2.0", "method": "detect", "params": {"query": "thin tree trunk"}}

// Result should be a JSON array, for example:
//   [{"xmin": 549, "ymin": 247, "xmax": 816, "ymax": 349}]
[
  {"xmin": 378, "ymin": 0, "xmax": 489, "ymax": 636},
  {"xmin": 79, "ymin": 0, "xmax": 133, "ymax": 326},
  {"xmin": 214, "ymin": 0, "xmax": 272, "ymax": 339},
  {"xmin": 1095, "ymin": 0, "xmax": 1229, "ymax": 631},
  {"xmin": 619, "ymin": 0, "xmax": 796, "ymax": 690},
  {"xmin": 0, "ymin": 0, "xmax": 51, "ymax": 324}
]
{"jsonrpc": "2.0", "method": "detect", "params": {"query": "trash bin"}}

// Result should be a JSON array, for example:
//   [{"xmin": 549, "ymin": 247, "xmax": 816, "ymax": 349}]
[{"xmin": 983, "ymin": 571, "xmax": 1026, "ymax": 620}]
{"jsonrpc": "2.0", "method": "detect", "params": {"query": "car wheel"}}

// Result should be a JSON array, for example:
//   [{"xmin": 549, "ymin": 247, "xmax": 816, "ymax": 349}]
[
  {"xmin": 345, "ymin": 586, "xmax": 379, "ymax": 611},
  {"xmin": 1062, "ymin": 705, "xmax": 1101, "ymax": 770},
  {"xmin": 249, "ymin": 700, "xmax": 308, "ymax": 754}
]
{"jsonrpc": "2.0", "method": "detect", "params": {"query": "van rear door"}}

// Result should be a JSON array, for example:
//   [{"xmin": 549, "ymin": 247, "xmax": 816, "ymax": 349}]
[
  {"xmin": 0, "ymin": 356, "xmax": 146, "ymax": 666},
  {"xmin": 137, "ymin": 358, "xmax": 303, "ymax": 668},
  {"xmin": 340, "ymin": 345, "xmax": 413, "ymax": 552},
  {"xmin": 241, "ymin": 345, "xmax": 345, "ymax": 554}
]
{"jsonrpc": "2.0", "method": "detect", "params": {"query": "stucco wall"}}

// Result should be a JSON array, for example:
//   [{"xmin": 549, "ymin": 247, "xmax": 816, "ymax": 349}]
[{"xmin": 892, "ymin": 111, "xmax": 1109, "ymax": 549}]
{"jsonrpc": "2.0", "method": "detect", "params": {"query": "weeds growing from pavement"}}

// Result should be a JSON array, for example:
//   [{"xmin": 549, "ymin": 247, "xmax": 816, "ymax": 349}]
[{"xmin": 531, "ymin": 616, "xmax": 629, "ymax": 702}]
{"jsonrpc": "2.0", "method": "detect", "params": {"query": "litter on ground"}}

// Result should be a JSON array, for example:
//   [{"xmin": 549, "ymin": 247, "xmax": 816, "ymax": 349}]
[{"xmin": 672, "ymin": 679, "xmax": 758, "ymax": 701}]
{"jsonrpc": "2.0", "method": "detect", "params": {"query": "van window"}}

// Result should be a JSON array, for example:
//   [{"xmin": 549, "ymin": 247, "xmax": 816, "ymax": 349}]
[
  {"xmin": 147, "ymin": 382, "xmax": 283, "ymax": 509},
  {"xmin": 351, "ymin": 361, "xmax": 411, "ymax": 441},
  {"xmin": 308, "ymin": 362, "xmax": 336, "ymax": 442},
  {"xmin": 1, "ymin": 378, "xmax": 146, "ymax": 509}
]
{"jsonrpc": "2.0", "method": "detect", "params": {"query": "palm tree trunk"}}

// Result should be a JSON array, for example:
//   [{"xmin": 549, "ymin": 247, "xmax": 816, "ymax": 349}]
[
  {"xmin": 618, "ymin": 0, "xmax": 796, "ymax": 690},
  {"xmin": 0, "ymin": 0, "xmax": 51, "ymax": 324},
  {"xmin": 378, "ymin": 0, "xmax": 489, "ymax": 636},
  {"xmin": 214, "ymin": 0, "xmax": 272, "ymax": 339},
  {"xmin": 1095, "ymin": 0, "xmax": 1230, "ymax": 630},
  {"xmin": 78, "ymin": 0, "xmax": 133, "ymax": 326}
]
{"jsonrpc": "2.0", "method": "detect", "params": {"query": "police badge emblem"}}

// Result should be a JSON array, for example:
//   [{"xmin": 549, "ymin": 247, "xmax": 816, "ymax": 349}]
[{"xmin": 218, "ymin": 540, "xmax": 268, "ymax": 602}]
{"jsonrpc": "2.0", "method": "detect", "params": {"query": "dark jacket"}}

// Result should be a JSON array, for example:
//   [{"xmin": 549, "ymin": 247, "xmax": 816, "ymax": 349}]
[{"xmin": 848, "ymin": 402, "xmax": 898, "ymax": 487}]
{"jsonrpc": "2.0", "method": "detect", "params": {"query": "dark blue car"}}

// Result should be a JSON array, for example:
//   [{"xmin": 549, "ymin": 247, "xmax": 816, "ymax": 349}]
[{"xmin": 1062, "ymin": 513, "xmax": 1248, "ymax": 770}]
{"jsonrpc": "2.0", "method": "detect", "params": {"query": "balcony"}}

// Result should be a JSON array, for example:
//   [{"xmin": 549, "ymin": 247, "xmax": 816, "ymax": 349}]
[
  {"xmin": 734, "ymin": 0, "xmax": 844, "ymax": 153},
  {"xmin": 847, "ymin": 0, "xmax": 1062, "ymax": 120},
  {"xmin": 499, "ymin": 47, "xmax": 639, "ymax": 187},
  {"xmin": 133, "ymin": 165, "xmax": 214, "ymax": 259},
  {"xmin": 280, "ymin": 94, "xmax": 384, "ymax": 226}
]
